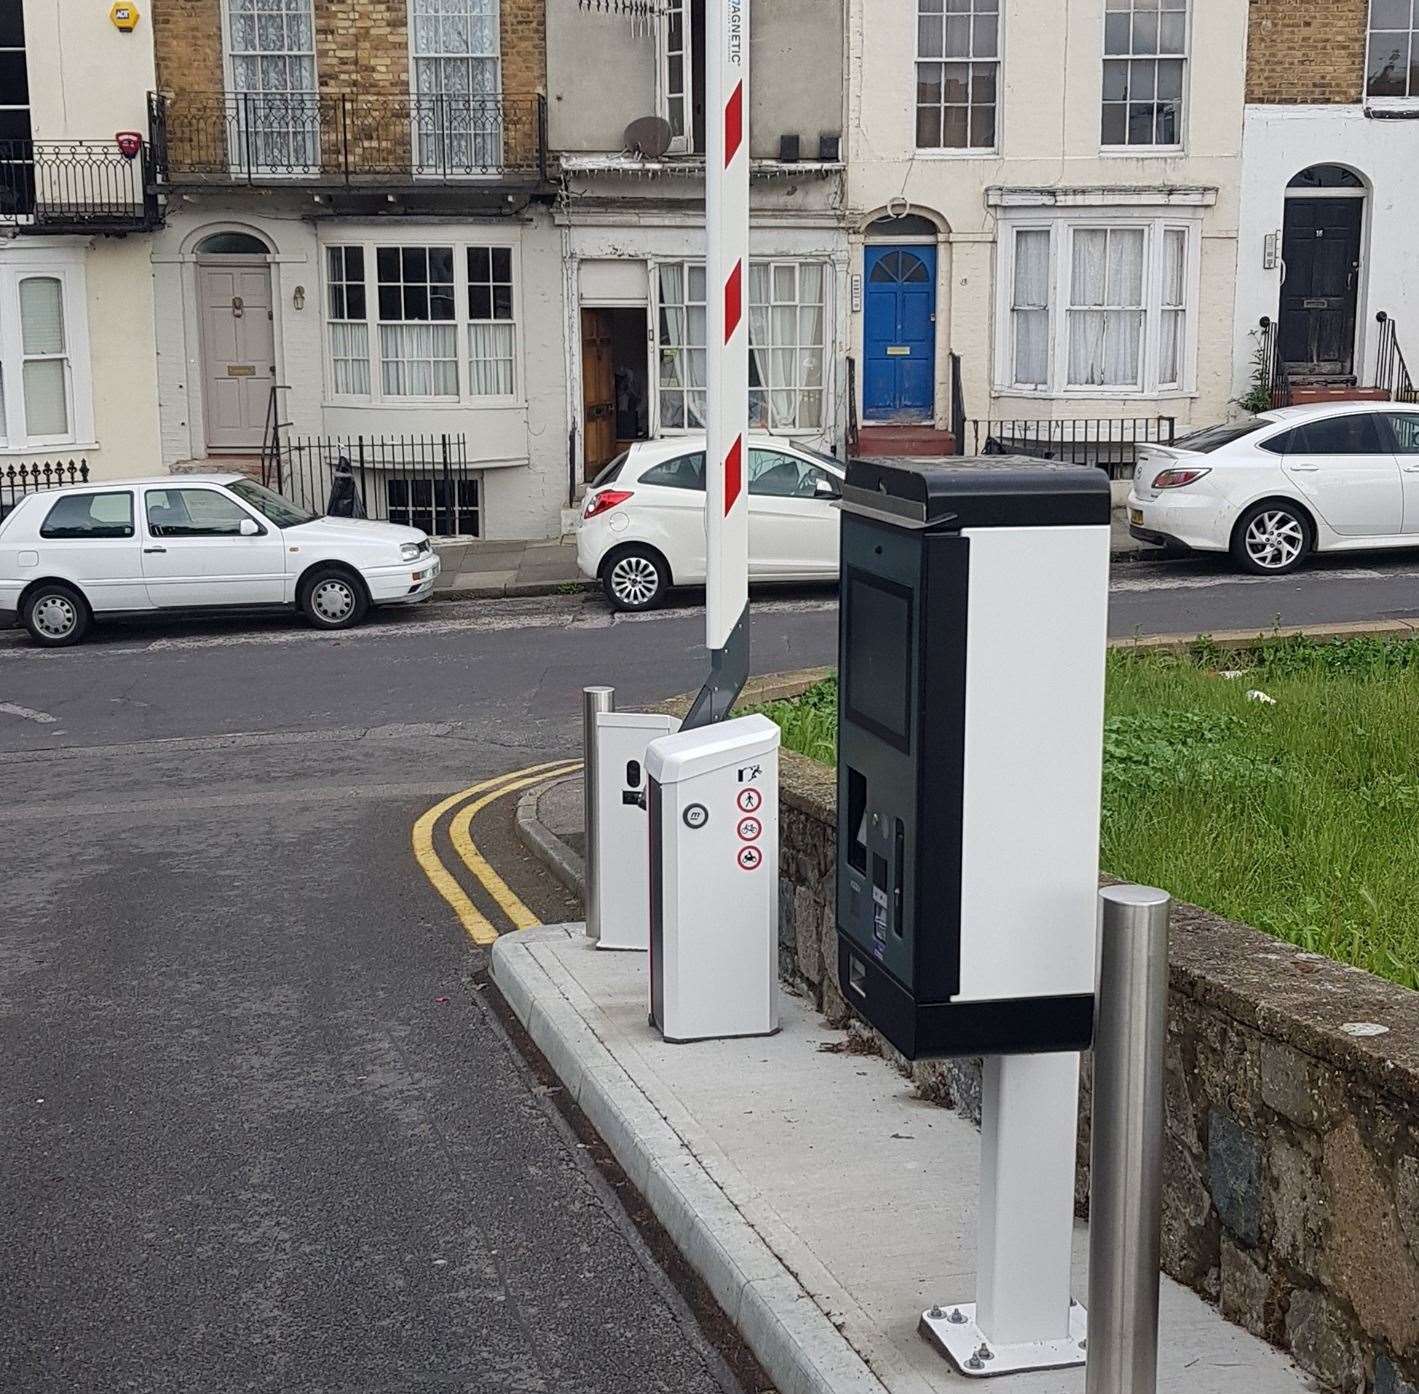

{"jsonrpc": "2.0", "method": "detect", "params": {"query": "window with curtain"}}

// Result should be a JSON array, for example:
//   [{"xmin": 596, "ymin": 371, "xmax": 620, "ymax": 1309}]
[
  {"xmin": 657, "ymin": 262, "xmax": 707, "ymax": 429},
  {"xmin": 19, "ymin": 276, "xmax": 70, "ymax": 438},
  {"xmin": 1067, "ymin": 227, "xmax": 1145, "ymax": 388},
  {"xmin": 1010, "ymin": 229, "xmax": 1050, "ymax": 387},
  {"xmin": 916, "ymin": 0, "xmax": 999, "ymax": 150},
  {"xmin": 377, "ymin": 246, "xmax": 458, "ymax": 398},
  {"xmin": 410, "ymin": 0, "xmax": 502, "ymax": 174},
  {"xmin": 658, "ymin": 259, "xmax": 829, "ymax": 432},
  {"xmin": 326, "ymin": 246, "xmax": 369, "ymax": 397},
  {"xmin": 1367, "ymin": 0, "xmax": 1419, "ymax": 98},
  {"xmin": 467, "ymin": 246, "xmax": 515, "ymax": 396},
  {"xmin": 1102, "ymin": 0, "xmax": 1186, "ymax": 147},
  {"xmin": 748, "ymin": 262, "xmax": 826, "ymax": 431},
  {"xmin": 999, "ymin": 220, "xmax": 1192, "ymax": 395},
  {"xmin": 226, "ymin": 0, "xmax": 318, "ymax": 172}
]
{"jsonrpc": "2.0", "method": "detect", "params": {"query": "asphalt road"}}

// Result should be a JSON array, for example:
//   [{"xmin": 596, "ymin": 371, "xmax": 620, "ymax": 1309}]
[{"xmin": 3, "ymin": 549, "xmax": 1419, "ymax": 1392}]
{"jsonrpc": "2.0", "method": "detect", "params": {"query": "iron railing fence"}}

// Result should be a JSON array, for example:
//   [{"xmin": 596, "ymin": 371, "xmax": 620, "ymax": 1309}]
[
  {"xmin": 1375, "ymin": 312, "xmax": 1418, "ymax": 405},
  {"xmin": 964, "ymin": 417, "xmax": 1177, "ymax": 479},
  {"xmin": 0, "ymin": 459, "xmax": 90, "ymax": 520},
  {"xmin": 0, "ymin": 141, "xmax": 156, "ymax": 231},
  {"xmin": 1257, "ymin": 315, "xmax": 1292, "ymax": 408},
  {"xmin": 265, "ymin": 434, "xmax": 480, "ymax": 538},
  {"xmin": 151, "ymin": 91, "xmax": 548, "ymax": 185}
]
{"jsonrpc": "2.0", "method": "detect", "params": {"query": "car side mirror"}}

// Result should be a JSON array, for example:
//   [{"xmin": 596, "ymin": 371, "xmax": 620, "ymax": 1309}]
[
  {"xmin": 239, "ymin": 517, "xmax": 262, "ymax": 537},
  {"xmin": 814, "ymin": 477, "xmax": 841, "ymax": 500}
]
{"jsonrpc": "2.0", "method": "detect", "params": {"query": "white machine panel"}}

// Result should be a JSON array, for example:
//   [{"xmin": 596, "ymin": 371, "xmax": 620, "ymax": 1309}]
[
  {"xmin": 593, "ymin": 711, "xmax": 680, "ymax": 951},
  {"xmin": 646, "ymin": 715, "xmax": 780, "ymax": 1043},
  {"xmin": 955, "ymin": 524, "xmax": 1108, "ymax": 1004}
]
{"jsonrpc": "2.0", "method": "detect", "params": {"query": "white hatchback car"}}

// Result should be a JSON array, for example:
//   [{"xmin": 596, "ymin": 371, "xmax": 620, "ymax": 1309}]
[
  {"xmin": 0, "ymin": 474, "xmax": 439, "ymax": 646},
  {"xmin": 576, "ymin": 435, "xmax": 845, "ymax": 610},
  {"xmin": 1128, "ymin": 401, "xmax": 1419, "ymax": 574}
]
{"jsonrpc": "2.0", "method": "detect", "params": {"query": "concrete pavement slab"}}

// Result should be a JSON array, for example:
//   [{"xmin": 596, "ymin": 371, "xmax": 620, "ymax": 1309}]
[{"xmin": 491, "ymin": 926, "xmax": 1314, "ymax": 1394}]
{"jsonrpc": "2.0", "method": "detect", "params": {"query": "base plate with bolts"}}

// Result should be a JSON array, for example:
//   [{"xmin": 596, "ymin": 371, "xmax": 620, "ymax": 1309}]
[{"xmin": 919, "ymin": 1300, "xmax": 1088, "ymax": 1378}]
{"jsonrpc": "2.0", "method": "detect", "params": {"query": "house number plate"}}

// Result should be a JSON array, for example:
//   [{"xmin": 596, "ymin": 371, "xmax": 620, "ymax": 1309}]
[
  {"xmin": 227, "ymin": 364, "xmax": 257, "ymax": 377},
  {"xmin": 885, "ymin": 345, "xmax": 911, "ymax": 356}
]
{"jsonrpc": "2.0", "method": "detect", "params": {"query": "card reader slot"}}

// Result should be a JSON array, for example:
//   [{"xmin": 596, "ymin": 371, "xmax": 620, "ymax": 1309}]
[
  {"xmin": 893, "ymin": 818, "xmax": 905, "ymax": 937},
  {"xmin": 847, "ymin": 766, "xmax": 868, "ymax": 874}
]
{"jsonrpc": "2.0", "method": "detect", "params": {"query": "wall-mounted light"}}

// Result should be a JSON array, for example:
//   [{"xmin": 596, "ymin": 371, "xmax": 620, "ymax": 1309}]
[{"xmin": 293, "ymin": 285, "xmax": 306, "ymax": 310}]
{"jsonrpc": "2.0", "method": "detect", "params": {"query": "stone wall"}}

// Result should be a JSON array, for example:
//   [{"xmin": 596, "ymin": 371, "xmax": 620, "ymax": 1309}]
[
  {"xmin": 776, "ymin": 748, "xmax": 1419, "ymax": 1394},
  {"xmin": 1245, "ymin": 0, "xmax": 1368, "ymax": 105}
]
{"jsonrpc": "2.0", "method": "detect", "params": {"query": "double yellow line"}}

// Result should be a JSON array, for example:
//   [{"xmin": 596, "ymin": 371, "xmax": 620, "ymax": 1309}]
[{"xmin": 412, "ymin": 759, "xmax": 581, "ymax": 945}]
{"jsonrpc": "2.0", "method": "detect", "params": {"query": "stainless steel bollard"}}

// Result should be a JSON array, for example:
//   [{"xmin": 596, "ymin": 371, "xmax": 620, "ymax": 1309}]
[
  {"xmin": 582, "ymin": 686, "xmax": 615, "ymax": 940},
  {"xmin": 1087, "ymin": 885, "xmax": 1171, "ymax": 1394}
]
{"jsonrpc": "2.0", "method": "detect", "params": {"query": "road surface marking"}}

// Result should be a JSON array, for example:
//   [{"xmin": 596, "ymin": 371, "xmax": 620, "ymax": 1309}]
[
  {"xmin": 0, "ymin": 702, "xmax": 57, "ymax": 724},
  {"xmin": 412, "ymin": 760, "xmax": 580, "ymax": 945}
]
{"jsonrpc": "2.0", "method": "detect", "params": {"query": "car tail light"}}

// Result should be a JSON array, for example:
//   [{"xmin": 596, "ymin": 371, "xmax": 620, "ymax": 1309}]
[
  {"xmin": 583, "ymin": 489, "xmax": 633, "ymax": 521},
  {"xmin": 1151, "ymin": 467, "xmax": 1211, "ymax": 489}
]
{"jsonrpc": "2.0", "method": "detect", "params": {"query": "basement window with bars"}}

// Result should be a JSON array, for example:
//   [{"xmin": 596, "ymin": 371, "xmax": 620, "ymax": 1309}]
[{"xmin": 386, "ymin": 476, "xmax": 481, "ymax": 536}]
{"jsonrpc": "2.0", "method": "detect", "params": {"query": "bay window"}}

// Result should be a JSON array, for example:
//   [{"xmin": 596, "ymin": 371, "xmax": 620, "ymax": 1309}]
[
  {"xmin": 998, "ymin": 219, "xmax": 1194, "ymax": 396},
  {"xmin": 324, "ymin": 241, "xmax": 518, "ymax": 402},
  {"xmin": 1102, "ymin": 0, "xmax": 1187, "ymax": 148},
  {"xmin": 658, "ymin": 258, "xmax": 829, "ymax": 432}
]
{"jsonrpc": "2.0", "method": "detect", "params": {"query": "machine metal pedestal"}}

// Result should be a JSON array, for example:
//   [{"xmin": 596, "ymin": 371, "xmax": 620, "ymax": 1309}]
[{"xmin": 921, "ymin": 1051, "xmax": 1087, "ymax": 1377}]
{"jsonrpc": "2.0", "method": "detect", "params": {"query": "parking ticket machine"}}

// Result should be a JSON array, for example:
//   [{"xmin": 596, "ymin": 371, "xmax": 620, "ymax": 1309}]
[{"xmin": 835, "ymin": 456, "xmax": 1112, "ymax": 1059}]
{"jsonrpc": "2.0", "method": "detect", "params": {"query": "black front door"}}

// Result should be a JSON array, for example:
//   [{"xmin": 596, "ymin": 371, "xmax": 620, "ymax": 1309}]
[{"xmin": 1279, "ymin": 197, "xmax": 1362, "ymax": 376}]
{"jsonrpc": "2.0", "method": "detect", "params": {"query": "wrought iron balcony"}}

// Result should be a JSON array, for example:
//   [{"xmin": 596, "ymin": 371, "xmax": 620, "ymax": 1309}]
[
  {"xmin": 150, "ymin": 91, "xmax": 549, "ymax": 189},
  {"xmin": 0, "ymin": 140, "xmax": 158, "ymax": 233}
]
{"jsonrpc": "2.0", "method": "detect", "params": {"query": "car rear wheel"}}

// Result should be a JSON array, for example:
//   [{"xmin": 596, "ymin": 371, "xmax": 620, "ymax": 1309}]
[
  {"xmin": 300, "ymin": 566, "xmax": 370, "ymax": 630},
  {"xmin": 1231, "ymin": 502, "xmax": 1312, "ymax": 576},
  {"xmin": 22, "ymin": 581, "xmax": 90, "ymax": 647},
  {"xmin": 602, "ymin": 546, "xmax": 669, "ymax": 611}
]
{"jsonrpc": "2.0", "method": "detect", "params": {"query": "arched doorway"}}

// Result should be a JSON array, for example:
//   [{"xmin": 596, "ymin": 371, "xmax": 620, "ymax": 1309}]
[
  {"xmin": 1279, "ymin": 165, "xmax": 1366, "ymax": 380},
  {"xmin": 193, "ymin": 229, "xmax": 275, "ymax": 452},
  {"xmin": 863, "ymin": 218, "xmax": 939, "ymax": 422}
]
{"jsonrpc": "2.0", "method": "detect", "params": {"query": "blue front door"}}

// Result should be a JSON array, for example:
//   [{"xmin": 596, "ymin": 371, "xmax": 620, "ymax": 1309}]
[{"xmin": 863, "ymin": 245, "xmax": 937, "ymax": 421}]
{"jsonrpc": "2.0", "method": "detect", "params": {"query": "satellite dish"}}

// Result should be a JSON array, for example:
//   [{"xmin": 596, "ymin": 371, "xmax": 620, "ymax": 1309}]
[{"xmin": 625, "ymin": 115, "xmax": 674, "ymax": 160}]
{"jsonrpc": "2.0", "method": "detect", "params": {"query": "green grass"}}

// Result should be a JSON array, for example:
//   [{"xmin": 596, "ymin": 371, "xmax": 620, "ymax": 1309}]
[{"xmin": 746, "ymin": 636, "xmax": 1419, "ymax": 989}]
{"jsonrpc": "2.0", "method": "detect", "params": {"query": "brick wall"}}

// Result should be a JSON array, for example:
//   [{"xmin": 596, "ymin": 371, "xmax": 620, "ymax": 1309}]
[
  {"xmin": 152, "ymin": 0, "xmax": 223, "ymax": 95},
  {"xmin": 1246, "ymin": 0, "xmax": 1368, "ymax": 104}
]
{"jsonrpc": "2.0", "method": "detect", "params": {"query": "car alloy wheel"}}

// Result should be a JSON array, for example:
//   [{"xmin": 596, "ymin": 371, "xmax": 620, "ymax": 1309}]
[
  {"xmin": 1243, "ymin": 509, "xmax": 1306, "ymax": 571},
  {"xmin": 32, "ymin": 593, "xmax": 79, "ymax": 641},
  {"xmin": 609, "ymin": 554, "xmax": 661, "ymax": 608},
  {"xmin": 311, "ymin": 577, "xmax": 357, "ymax": 624}
]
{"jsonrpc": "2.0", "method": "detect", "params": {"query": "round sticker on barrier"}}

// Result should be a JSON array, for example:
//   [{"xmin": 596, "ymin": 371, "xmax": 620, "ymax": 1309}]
[
  {"xmin": 737, "ymin": 815, "xmax": 763, "ymax": 842},
  {"xmin": 736, "ymin": 788, "xmax": 762, "ymax": 814},
  {"xmin": 683, "ymin": 803, "xmax": 709, "ymax": 830},
  {"xmin": 737, "ymin": 845, "xmax": 763, "ymax": 872}
]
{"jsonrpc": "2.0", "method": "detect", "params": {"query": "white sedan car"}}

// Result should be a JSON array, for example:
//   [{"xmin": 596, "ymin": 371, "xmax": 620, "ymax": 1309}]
[
  {"xmin": 0, "ymin": 474, "xmax": 439, "ymax": 646},
  {"xmin": 577, "ymin": 435, "xmax": 845, "ymax": 610},
  {"xmin": 1128, "ymin": 401, "xmax": 1419, "ymax": 574}
]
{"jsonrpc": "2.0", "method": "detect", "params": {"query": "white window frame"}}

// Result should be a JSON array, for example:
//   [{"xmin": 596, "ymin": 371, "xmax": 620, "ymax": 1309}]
[
  {"xmin": 914, "ymin": 0, "xmax": 1001, "ymax": 155},
  {"xmin": 1365, "ymin": 0, "xmax": 1419, "ymax": 107},
  {"xmin": 0, "ymin": 252, "xmax": 93, "ymax": 453},
  {"xmin": 221, "ymin": 0, "xmax": 320, "ymax": 176},
  {"xmin": 320, "ymin": 235, "xmax": 522, "ymax": 407},
  {"xmin": 408, "ymin": 0, "xmax": 504, "ymax": 177},
  {"xmin": 992, "ymin": 214, "xmax": 1200, "ymax": 400},
  {"xmin": 1100, "ymin": 0, "xmax": 1189, "ymax": 153},
  {"xmin": 658, "ymin": 0, "xmax": 695, "ymax": 155},
  {"xmin": 654, "ymin": 257, "xmax": 832, "ymax": 435}
]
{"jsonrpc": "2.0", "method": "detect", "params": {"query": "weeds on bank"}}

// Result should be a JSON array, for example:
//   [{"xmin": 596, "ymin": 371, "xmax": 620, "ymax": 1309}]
[{"xmin": 747, "ymin": 636, "xmax": 1419, "ymax": 989}]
